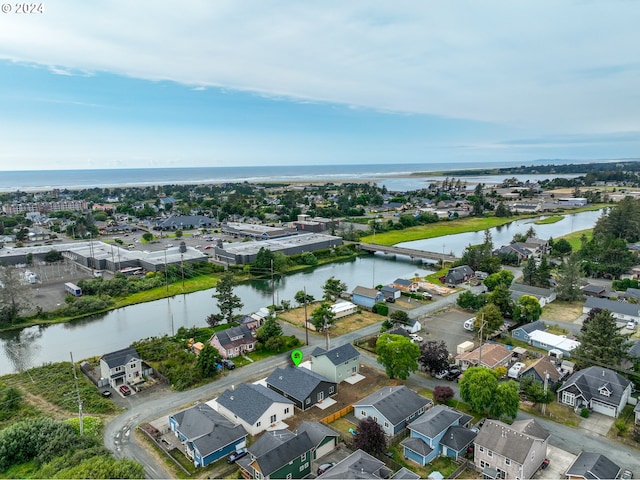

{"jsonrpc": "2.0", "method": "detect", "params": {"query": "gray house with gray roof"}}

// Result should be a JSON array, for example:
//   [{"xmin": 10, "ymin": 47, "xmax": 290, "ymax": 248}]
[
  {"xmin": 474, "ymin": 419, "xmax": 549, "ymax": 480},
  {"xmin": 317, "ymin": 449, "xmax": 392, "ymax": 479},
  {"xmin": 296, "ymin": 421, "xmax": 340, "ymax": 460},
  {"xmin": 99, "ymin": 347, "xmax": 143, "ymax": 389},
  {"xmin": 583, "ymin": 296, "xmax": 640, "ymax": 323},
  {"xmin": 566, "ymin": 451, "xmax": 621, "ymax": 480},
  {"xmin": 311, "ymin": 343, "xmax": 360, "ymax": 383},
  {"xmin": 354, "ymin": 385, "xmax": 433, "ymax": 436},
  {"xmin": 266, "ymin": 366, "xmax": 337, "ymax": 411},
  {"xmin": 215, "ymin": 383, "xmax": 294, "ymax": 435}
]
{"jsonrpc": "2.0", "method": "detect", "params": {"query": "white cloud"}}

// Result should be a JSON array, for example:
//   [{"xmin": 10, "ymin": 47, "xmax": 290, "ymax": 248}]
[{"xmin": 0, "ymin": 0, "xmax": 638, "ymax": 134}]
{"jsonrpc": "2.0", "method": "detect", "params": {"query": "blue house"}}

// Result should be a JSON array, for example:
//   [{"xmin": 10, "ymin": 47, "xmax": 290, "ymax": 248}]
[
  {"xmin": 511, "ymin": 320, "xmax": 546, "ymax": 342},
  {"xmin": 351, "ymin": 286, "xmax": 384, "ymax": 309},
  {"xmin": 168, "ymin": 403, "xmax": 247, "ymax": 467},
  {"xmin": 401, "ymin": 405, "xmax": 475, "ymax": 466},
  {"xmin": 353, "ymin": 386, "xmax": 432, "ymax": 436}
]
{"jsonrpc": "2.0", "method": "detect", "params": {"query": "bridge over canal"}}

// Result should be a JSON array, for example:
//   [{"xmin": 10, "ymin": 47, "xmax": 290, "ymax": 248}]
[{"xmin": 357, "ymin": 243, "xmax": 459, "ymax": 263}]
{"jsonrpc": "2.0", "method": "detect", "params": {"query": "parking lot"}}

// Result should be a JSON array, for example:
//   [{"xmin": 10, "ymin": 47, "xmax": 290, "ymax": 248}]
[{"xmin": 421, "ymin": 307, "xmax": 477, "ymax": 356}]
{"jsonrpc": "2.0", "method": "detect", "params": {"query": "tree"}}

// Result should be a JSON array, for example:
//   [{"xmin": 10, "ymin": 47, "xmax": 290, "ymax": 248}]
[
  {"xmin": 256, "ymin": 315, "xmax": 283, "ymax": 342},
  {"xmin": 535, "ymin": 256, "xmax": 552, "ymax": 287},
  {"xmin": 0, "ymin": 265, "xmax": 31, "ymax": 325},
  {"xmin": 456, "ymin": 290, "xmax": 487, "ymax": 311},
  {"xmin": 489, "ymin": 380, "xmax": 520, "ymax": 420},
  {"xmin": 513, "ymin": 295, "xmax": 542, "ymax": 324},
  {"xmin": 573, "ymin": 309, "xmax": 632, "ymax": 368},
  {"xmin": 475, "ymin": 303, "xmax": 504, "ymax": 339},
  {"xmin": 311, "ymin": 302, "xmax": 336, "ymax": 332},
  {"xmin": 322, "ymin": 276, "xmax": 347, "ymax": 301},
  {"xmin": 376, "ymin": 333, "xmax": 420, "ymax": 380},
  {"xmin": 142, "ymin": 232, "xmax": 154, "ymax": 242},
  {"xmin": 487, "ymin": 285, "xmax": 514, "ymax": 318},
  {"xmin": 197, "ymin": 343, "xmax": 221, "ymax": 377},
  {"xmin": 552, "ymin": 238, "xmax": 572, "ymax": 256},
  {"xmin": 353, "ymin": 416, "xmax": 386, "ymax": 456},
  {"xmin": 458, "ymin": 366, "xmax": 499, "ymax": 413},
  {"xmin": 418, "ymin": 340, "xmax": 451, "ymax": 375},
  {"xmin": 294, "ymin": 289, "xmax": 314, "ymax": 306},
  {"xmin": 205, "ymin": 313, "xmax": 223, "ymax": 328},
  {"xmin": 522, "ymin": 257, "xmax": 537, "ymax": 285},
  {"xmin": 483, "ymin": 270, "xmax": 514, "ymax": 292},
  {"xmin": 556, "ymin": 254, "xmax": 582, "ymax": 301},
  {"xmin": 251, "ymin": 247, "xmax": 275, "ymax": 276},
  {"xmin": 433, "ymin": 385, "xmax": 455, "ymax": 403},
  {"xmin": 372, "ymin": 301, "xmax": 389, "ymax": 316},
  {"xmin": 175, "ymin": 229, "xmax": 183, "ymax": 238},
  {"xmin": 212, "ymin": 271, "xmax": 243, "ymax": 323},
  {"xmin": 44, "ymin": 249, "xmax": 64, "ymax": 263},
  {"xmin": 389, "ymin": 310, "xmax": 410, "ymax": 325}
]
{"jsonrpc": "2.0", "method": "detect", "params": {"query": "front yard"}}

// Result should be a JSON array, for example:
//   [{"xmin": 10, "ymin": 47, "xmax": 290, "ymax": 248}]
[
  {"xmin": 277, "ymin": 303, "xmax": 385, "ymax": 336},
  {"xmin": 541, "ymin": 300, "xmax": 584, "ymax": 322}
]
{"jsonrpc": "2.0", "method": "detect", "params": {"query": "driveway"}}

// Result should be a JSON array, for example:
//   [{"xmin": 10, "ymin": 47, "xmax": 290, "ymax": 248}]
[
  {"xmin": 579, "ymin": 412, "xmax": 615, "ymax": 436},
  {"xmin": 535, "ymin": 444, "xmax": 576, "ymax": 480}
]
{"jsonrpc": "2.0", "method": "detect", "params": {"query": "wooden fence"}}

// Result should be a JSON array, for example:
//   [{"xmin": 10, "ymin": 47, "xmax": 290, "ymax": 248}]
[{"xmin": 321, "ymin": 405, "xmax": 354, "ymax": 424}]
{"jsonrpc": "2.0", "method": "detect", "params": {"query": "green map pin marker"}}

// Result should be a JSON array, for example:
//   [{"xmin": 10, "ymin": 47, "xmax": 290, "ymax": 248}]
[{"xmin": 291, "ymin": 349, "xmax": 303, "ymax": 366}]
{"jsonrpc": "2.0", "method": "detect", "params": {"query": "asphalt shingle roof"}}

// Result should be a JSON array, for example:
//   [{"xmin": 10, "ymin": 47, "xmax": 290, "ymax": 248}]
[
  {"xmin": 317, "ymin": 449, "xmax": 391, "ymax": 479},
  {"xmin": 584, "ymin": 297, "xmax": 640, "ymax": 317},
  {"xmin": 296, "ymin": 421, "xmax": 339, "ymax": 448},
  {"xmin": 557, "ymin": 366, "xmax": 631, "ymax": 408},
  {"xmin": 566, "ymin": 451, "xmax": 621, "ymax": 480},
  {"xmin": 216, "ymin": 383, "xmax": 293, "ymax": 425},
  {"xmin": 101, "ymin": 347, "xmax": 139, "ymax": 369},
  {"xmin": 311, "ymin": 343, "xmax": 359, "ymax": 365},
  {"xmin": 354, "ymin": 386, "xmax": 432, "ymax": 427},
  {"xmin": 266, "ymin": 366, "xmax": 335, "ymax": 402},
  {"xmin": 440, "ymin": 425, "xmax": 477, "ymax": 451},
  {"xmin": 513, "ymin": 320, "xmax": 547, "ymax": 335},
  {"xmin": 474, "ymin": 419, "xmax": 549, "ymax": 465},
  {"xmin": 407, "ymin": 405, "xmax": 463, "ymax": 439},
  {"xmin": 252, "ymin": 431, "xmax": 314, "ymax": 478}
]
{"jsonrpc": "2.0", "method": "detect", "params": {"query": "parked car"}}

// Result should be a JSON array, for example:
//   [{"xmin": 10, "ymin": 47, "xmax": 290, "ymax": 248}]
[
  {"xmin": 227, "ymin": 448, "xmax": 248, "ymax": 464},
  {"xmin": 434, "ymin": 370, "xmax": 449, "ymax": 380},
  {"xmin": 409, "ymin": 333, "xmax": 423, "ymax": 343},
  {"xmin": 445, "ymin": 367, "xmax": 462, "ymax": 381},
  {"xmin": 221, "ymin": 359, "xmax": 236, "ymax": 370},
  {"xmin": 101, "ymin": 389, "xmax": 112, "ymax": 397},
  {"xmin": 463, "ymin": 318, "xmax": 475, "ymax": 331},
  {"xmin": 317, "ymin": 462, "xmax": 336, "ymax": 475},
  {"xmin": 119, "ymin": 385, "xmax": 131, "ymax": 396},
  {"xmin": 627, "ymin": 321, "xmax": 636, "ymax": 330},
  {"xmin": 621, "ymin": 469, "xmax": 633, "ymax": 479}
]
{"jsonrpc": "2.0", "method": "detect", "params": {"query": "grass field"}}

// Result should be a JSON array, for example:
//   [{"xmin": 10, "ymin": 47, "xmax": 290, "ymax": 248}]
[
  {"xmin": 277, "ymin": 303, "xmax": 385, "ymax": 336},
  {"xmin": 534, "ymin": 215, "xmax": 563, "ymax": 225},
  {"xmin": 541, "ymin": 300, "xmax": 584, "ymax": 322},
  {"xmin": 558, "ymin": 228, "xmax": 593, "ymax": 252}
]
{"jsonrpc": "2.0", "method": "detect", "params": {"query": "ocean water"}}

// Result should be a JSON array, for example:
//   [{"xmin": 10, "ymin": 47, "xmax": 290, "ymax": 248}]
[{"xmin": 0, "ymin": 159, "xmax": 589, "ymax": 192}]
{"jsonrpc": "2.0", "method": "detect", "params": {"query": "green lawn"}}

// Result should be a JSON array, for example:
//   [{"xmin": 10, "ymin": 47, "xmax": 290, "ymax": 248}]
[
  {"xmin": 558, "ymin": 228, "xmax": 593, "ymax": 252},
  {"xmin": 534, "ymin": 215, "xmax": 563, "ymax": 225}
]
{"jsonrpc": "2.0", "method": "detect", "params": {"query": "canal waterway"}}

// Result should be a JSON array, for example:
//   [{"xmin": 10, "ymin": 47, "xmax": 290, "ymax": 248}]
[{"xmin": 0, "ymin": 208, "xmax": 603, "ymax": 375}]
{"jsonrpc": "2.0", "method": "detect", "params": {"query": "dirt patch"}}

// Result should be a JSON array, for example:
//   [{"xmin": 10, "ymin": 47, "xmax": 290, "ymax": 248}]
[
  {"xmin": 284, "ymin": 364, "xmax": 397, "ymax": 430},
  {"xmin": 541, "ymin": 301, "xmax": 584, "ymax": 322},
  {"xmin": 278, "ymin": 304, "xmax": 385, "ymax": 337}
]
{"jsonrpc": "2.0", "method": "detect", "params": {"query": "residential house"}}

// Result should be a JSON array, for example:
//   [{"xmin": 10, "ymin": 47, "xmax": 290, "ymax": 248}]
[
  {"xmin": 565, "ymin": 452, "xmax": 621, "ymax": 480},
  {"xmin": 455, "ymin": 343, "xmax": 512, "ymax": 371},
  {"xmin": 329, "ymin": 300, "xmax": 357, "ymax": 319},
  {"xmin": 509, "ymin": 283, "xmax": 556, "ymax": 307},
  {"xmin": 519, "ymin": 237, "xmax": 550, "ymax": 255},
  {"xmin": 266, "ymin": 366, "xmax": 337, "ymax": 411},
  {"xmin": 381, "ymin": 285, "xmax": 401, "ymax": 301},
  {"xmin": 310, "ymin": 343, "xmax": 360, "ymax": 383},
  {"xmin": 238, "ymin": 315, "xmax": 260, "ymax": 330},
  {"xmin": 168, "ymin": 403, "xmax": 248, "ymax": 468},
  {"xmin": 209, "ymin": 325, "xmax": 257, "ymax": 359},
  {"xmin": 99, "ymin": 347, "xmax": 143, "ymax": 389},
  {"xmin": 581, "ymin": 284, "xmax": 608, "ymax": 298},
  {"xmin": 621, "ymin": 287, "xmax": 640, "ymax": 301},
  {"xmin": 474, "ymin": 419, "xmax": 550, "ymax": 480},
  {"xmin": 215, "ymin": 383, "xmax": 294, "ymax": 436},
  {"xmin": 399, "ymin": 319, "xmax": 423, "ymax": 334},
  {"xmin": 527, "ymin": 330, "xmax": 580, "ymax": 358},
  {"xmin": 353, "ymin": 385, "xmax": 433, "ymax": 436},
  {"xmin": 351, "ymin": 286, "xmax": 384, "ymax": 309},
  {"xmin": 393, "ymin": 278, "xmax": 418, "ymax": 292},
  {"xmin": 556, "ymin": 366, "xmax": 633, "ymax": 418},
  {"xmin": 444, "ymin": 265, "xmax": 474, "ymax": 286},
  {"xmin": 391, "ymin": 468, "xmax": 421, "ymax": 479},
  {"xmin": 519, "ymin": 356, "xmax": 563, "ymax": 386},
  {"xmin": 387, "ymin": 327, "xmax": 412, "ymax": 339},
  {"xmin": 583, "ymin": 297, "xmax": 640, "ymax": 324},
  {"xmin": 316, "ymin": 449, "xmax": 392, "ymax": 479},
  {"xmin": 401, "ymin": 405, "xmax": 475, "ymax": 466},
  {"xmin": 493, "ymin": 244, "xmax": 534, "ymax": 262},
  {"xmin": 239, "ymin": 429, "xmax": 314, "ymax": 479},
  {"xmin": 634, "ymin": 402, "xmax": 640, "ymax": 425},
  {"xmin": 511, "ymin": 320, "xmax": 547, "ymax": 343},
  {"xmin": 296, "ymin": 421, "xmax": 340, "ymax": 460}
]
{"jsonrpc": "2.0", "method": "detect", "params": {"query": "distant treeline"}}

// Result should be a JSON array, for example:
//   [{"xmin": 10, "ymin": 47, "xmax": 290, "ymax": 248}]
[{"xmin": 418, "ymin": 160, "xmax": 640, "ymax": 177}]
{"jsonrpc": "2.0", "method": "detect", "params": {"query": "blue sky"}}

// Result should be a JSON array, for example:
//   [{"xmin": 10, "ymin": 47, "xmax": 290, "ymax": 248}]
[{"xmin": 0, "ymin": 1, "xmax": 639, "ymax": 170}]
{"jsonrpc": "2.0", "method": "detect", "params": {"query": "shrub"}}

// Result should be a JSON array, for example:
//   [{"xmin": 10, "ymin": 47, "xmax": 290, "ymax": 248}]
[
  {"xmin": 580, "ymin": 407, "xmax": 590, "ymax": 418},
  {"xmin": 614, "ymin": 419, "xmax": 628, "ymax": 433}
]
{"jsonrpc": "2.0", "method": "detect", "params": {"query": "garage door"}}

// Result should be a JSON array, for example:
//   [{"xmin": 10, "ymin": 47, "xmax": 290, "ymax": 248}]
[
  {"xmin": 591, "ymin": 401, "xmax": 616, "ymax": 417},
  {"xmin": 315, "ymin": 438, "xmax": 336, "ymax": 459}
]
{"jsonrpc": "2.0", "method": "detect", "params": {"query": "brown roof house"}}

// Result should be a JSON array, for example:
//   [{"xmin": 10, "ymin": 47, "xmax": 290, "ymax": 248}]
[
  {"xmin": 519, "ymin": 356, "xmax": 563, "ymax": 387},
  {"xmin": 209, "ymin": 325, "xmax": 257, "ymax": 359},
  {"xmin": 474, "ymin": 419, "xmax": 550, "ymax": 480},
  {"xmin": 455, "ymin": 343, "xmax": 512, "ymax": 370}
]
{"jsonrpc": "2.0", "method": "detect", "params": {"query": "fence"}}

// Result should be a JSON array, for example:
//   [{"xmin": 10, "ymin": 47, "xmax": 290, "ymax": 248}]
[{"xmin": 321, "ymin": 405, "xmax": 353, "ymax": 424}]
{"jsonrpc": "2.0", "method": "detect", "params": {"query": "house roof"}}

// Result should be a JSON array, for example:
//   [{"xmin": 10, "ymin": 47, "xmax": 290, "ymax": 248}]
[
  {"xmin": 557, "ymin": 366, "xmax": 632, "ymax": 408},
  {"xmin": 455, "ymin": 343, "xmax": 512, "ymax": 368},
  {"xmin": 381, "ymin": 285, "xmax": 400, "ymax": 294},
  {"xmin": 528, "ymin": 330, "xmax": 580, "ymax": 352},
  {"xmin": 252, "ymin": 431, "xmax": 314, "ymax": 478},
  {"xmin": 311, "ymin": 343, "xmax": 360, "ymax": 365},
  {"xmin": 584, "ymin": 297, "xmax": 640, "ymax": 317},
  {"xmin": 386, "ymin": 327, "xmax": 411, "ymax": 338},
  {"xmin": 565, "ymin": 451, "xmax": 621, "ymax": 480},
  {"xmin": 474, "ymin": 419, "xmax": 549, "ymax": 464},
  {"xmin": 521, "ymin": 356, "xmax": 562, "ymax": 383},
  {"xmin": 296, "ymin": 421, "xmax": 339, "ymax": 448},
  {"xmin": 390, "ymin": 467, "xmax": 421, "ymax": 479},
  {"xmin": 171, "ymin": 403, "xmax": 247, "ymax": 455},
  {"xmin": 317, "ymin": 449, "xmax": 391, "ymax": 479},
  {"xmin": 513, "ymin": 320, "xmax": 547, "ymax": 335},
  {"xmin": 212, "ymin": 324, "xmax": 256, "ymax": 349},
  {"xmin": 510, "ymin": 283, "xmax": 554, "ymax": 297},
  {"xmin": 101, "ymin": 347, "xmax": 140, "ymax": 369},
  {"xmin": 400, "ymin": 436, "xmax": 434, "ymax": 456},
  {"xmin": 445, "ymin": 265, "xmax": 474, "ymax": 281},
  {"xmin": 629, "ymin": 340, "xmax": 640, "ymax": 359},
  {"xmin": 407, "ymin": 404, "xmax": 464, "ymax": 439},
  {"xmin": 440, "ymin": 425, "xmax": 477, "ymax": 451},
  {"xmin": 354, "ymin": 386, "xmax": 432, "ymax": 427},
  {"xmin": 393, "ymin": 278, "xmax": 413, "ymax": 286},
  {"xmin": 352, "ymin": 286, "xmax": 381, "ymax": 299},
  {"xmin": 248, "ymin": 429, "xmax": 295, "ymax": 458},
  {"xmin": 581, "ymin": 284, "xmax": 607, "ymax": 295},
  {"xmin": 216, "ymin": 383, "xmax": 293, "ymax": 424},
  {"xmin": 622, "ymin": 287, "xmax": 640, "ymax": 300},
  {"xmin": 266, "ymin": 366, "xmax": 335, "ymax": 402}
]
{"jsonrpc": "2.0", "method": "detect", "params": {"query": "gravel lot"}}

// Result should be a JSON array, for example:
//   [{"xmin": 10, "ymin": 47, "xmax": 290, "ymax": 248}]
[{"xmin": 421, "ymin": 307, "xmax": 477, "ymax": 356}]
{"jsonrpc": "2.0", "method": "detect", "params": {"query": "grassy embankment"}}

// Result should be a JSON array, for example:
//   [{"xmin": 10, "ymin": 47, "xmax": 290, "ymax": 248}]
[
  {"xmin": 558, "ymin": 228, "xmax": 593, "ymax": 252},
  {"xmin": 534, "ymin": 215, "xmax": 563, "ymax": 225}
]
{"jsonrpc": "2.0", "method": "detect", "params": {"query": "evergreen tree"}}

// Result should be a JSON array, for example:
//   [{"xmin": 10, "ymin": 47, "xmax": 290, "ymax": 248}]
[
  {"xmin": 197, "ymin": 344, "xmax": 221, "ymax": 377},
  {"xmin": 322, "ymin": 276, "xmax": 347, "ymax": 301},
  {"xmin": 573, "ymin": 309, "xmax": 632, "ymax": 368},
  {"xmin": 0, "ymin": 265, "xmax": 31, "ymax": 325},
  {"xmin": 212, "ymin": 271, "xmax": 243, "ymax": 323},
  {"xmin": 522, "ymin": 257, "xmax": 537, "ymax": 285},
  {"xmin": 310, "ymin": 302, "xmax": 336, "ymax": 332},
  {"xmin": 534, "ymin": 256, "xmax": 552, "ymax": 287},
  {"xmin": 476, "ymin": 303, "xmax": 504, "ymax": 339},
  {"xmin": 487, "ymin": 285, "xmax": 514, "ymax": 318},
  {"xmin": 556, "ymin": 254, "xmax": 582, "ymax": 301}
]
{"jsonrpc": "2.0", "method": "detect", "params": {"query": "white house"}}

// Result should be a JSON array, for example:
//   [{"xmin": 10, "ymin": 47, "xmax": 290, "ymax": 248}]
[
  {"xmin": 330, "ymin": 300, "xmax": 357, "ymax": 319},
  {"xmin": 527, "ymin": 330, "xmax": 580, "ymax": 358},
  {"xmin": 583, "ymin": 297, "xmax": 640, "ymax": 324},
  {"xmin": 99, "ymin": 347, "xmax": 143, "ymax": 389}
]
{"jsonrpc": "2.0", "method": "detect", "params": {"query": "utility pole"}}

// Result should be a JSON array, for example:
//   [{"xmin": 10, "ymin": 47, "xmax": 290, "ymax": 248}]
[
  {"xmin": 70, "ymin": 352, "xmax": 83, "ymax": 435},
  {"xmin": 304, "ymin": 286, "xmax": 309, "ymax": 346},
  {"xmin": 271, "ymin": 259, "xmax": 275, "ymax": 308},
  {"xmin": 542, "ymin": 371, "xmax": 549, "ymax": 416},
  {"xmin": 478, "ymin": 312, "xmax": 485, "ymax": 367}
]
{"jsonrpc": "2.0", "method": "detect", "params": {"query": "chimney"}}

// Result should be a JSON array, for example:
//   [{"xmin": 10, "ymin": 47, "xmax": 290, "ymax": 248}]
[{"xmin": 179, "ymin": 241, "xmax": 187, "ymax": 253}]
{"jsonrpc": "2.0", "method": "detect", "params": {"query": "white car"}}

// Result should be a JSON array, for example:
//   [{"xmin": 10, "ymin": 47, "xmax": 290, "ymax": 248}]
[
  {"xmin": 409, "ymin": 333, "xmax": 423, "ymax": 343},
  {"xmin": 627, "ymin": 321, "xmax": 636, "ymax": 330}
]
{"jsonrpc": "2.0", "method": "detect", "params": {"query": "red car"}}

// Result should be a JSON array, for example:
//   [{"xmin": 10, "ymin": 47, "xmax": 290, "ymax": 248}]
[{"xmin": 119, "ymin": 385, "xmax": 131, "ymax": 396}]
